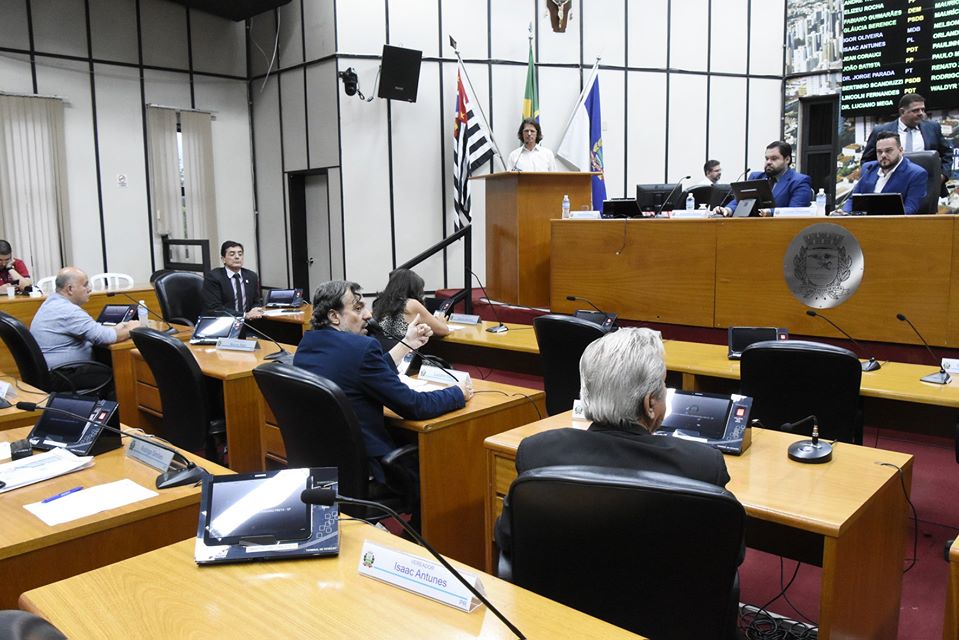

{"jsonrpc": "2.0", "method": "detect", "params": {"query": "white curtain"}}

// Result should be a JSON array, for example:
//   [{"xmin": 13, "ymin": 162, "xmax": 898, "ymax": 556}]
[
  {"xmin": 180, "ymin": 110, "xmax": 217, "ymax": 245},
  {"xmin": 145, "ymin": 106, "xmax": 180, "ymax": 237},
  {"xmin": 0, "ymin": 95, "xmax": 68, "ymax": 281}
]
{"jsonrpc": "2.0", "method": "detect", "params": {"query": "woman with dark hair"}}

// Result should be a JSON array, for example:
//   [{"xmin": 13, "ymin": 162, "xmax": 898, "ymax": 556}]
[{"xmin": 372, "ymin": 268, "xmax": 450, "ymax": 338}]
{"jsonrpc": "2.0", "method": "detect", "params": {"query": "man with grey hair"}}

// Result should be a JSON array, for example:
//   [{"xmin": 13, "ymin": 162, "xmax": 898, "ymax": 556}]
[
  {"xmin": 293, "ymin": 280, "xmax": 472, "ymax": 484},
  {"xmin": 30, "ymin": 266, "xmax": 139, "ymax": 392}
]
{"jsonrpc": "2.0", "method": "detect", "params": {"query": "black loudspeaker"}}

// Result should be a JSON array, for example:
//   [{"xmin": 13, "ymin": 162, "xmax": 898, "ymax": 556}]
[{"xmin": 378, "ymin": 45, "xmax": 422, "ymax": 102}]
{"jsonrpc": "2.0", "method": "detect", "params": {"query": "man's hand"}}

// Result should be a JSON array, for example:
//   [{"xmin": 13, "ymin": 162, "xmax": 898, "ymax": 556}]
[
  {"xmin": 6, "ymin": 268, "xmax": 20, "ymax": 284},
  {"xmin": 403, "ymin": 313, "xmax": 433, "ymax": 350},
  {"xmin": 713, "ymin": 206, "xmax": 732, "ymax": 217},
  {"xmin": 245, "ymin": 307, "xmax": 264, "ymax": 320},
  {"xmin": 456, "ymin": 377, "xmax": 474, "ymax": 402}
]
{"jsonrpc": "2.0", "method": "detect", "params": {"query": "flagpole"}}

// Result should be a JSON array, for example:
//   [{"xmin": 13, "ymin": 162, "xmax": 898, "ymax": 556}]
[
  {"xmin": 555, "ymin": 57, "xmax": 601, "ymax": 147},
  {"xmin": 450, "ymin": 38, "xmax": 507, "ymax": 171}
]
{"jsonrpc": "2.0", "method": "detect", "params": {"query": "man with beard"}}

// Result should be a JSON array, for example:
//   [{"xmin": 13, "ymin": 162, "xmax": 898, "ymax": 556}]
[
  {"xmin": 844, "ymin": 131, "xmax": 928, "ymax": 215},
  {"xmin": 714, "ymin": 141, "xmax": 813, "ymax": 216}
]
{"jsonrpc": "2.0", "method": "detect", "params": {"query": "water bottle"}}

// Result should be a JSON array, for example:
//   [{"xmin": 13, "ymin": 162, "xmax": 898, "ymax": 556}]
[
  {"xmin": 562, "ymin": 194, "xmax": 570, "ymax": 219},
  {"xmin": 686, "ymin": 192, "xmax": 695, "ymax": 210},
  {"xmin": 137, "ymin": 299, "xmax": 148, "ymax": 324},
  {"xmin": 815, "ymin": 188, "xmax": 826, "ymax": 215}
]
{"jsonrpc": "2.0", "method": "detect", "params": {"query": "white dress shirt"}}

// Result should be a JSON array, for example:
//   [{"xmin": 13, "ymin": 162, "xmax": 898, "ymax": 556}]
[{"xmin": 507, "ymin": 144, "xmax": 557, "ymax": 172}]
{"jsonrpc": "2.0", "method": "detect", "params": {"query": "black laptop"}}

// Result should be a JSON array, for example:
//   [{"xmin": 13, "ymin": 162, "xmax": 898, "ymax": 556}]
[{"xmin": 850, "ymin": 193, "xmax": 905, "ymax": 215}]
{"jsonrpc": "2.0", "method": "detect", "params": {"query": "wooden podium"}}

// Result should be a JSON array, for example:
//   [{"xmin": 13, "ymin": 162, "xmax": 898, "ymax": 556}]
[{"xmin": 476, "ymin": 171, "xmax": 592, "ymax": 307}]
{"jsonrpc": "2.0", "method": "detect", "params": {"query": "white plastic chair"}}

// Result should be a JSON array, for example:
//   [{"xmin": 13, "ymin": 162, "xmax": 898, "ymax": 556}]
[
  {"xmin": 35, "ymin": 276, "xmax": 56, "ymax": 296},
  {"xmin": 90, "ymin": 272, "xmax": 134, "ymax": 292}
]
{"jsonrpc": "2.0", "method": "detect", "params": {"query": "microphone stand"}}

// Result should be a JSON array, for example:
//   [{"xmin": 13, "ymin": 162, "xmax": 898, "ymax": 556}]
[
  {"xmin": 805, "ymin": 310, "xmax": 880, "ymax": 371},
  {"xmin": 469, "ymin": 270, "xmax": 508, "ymax": 334},
  {"xmin": 219, "ymin": 309, "xmax": 294, "ymax": 364},
  {"xmin": 301, "ymin": 490, "xmax": 526, "ymax": 640},
  {"xmin": 782, "ymin": 414, "xmax": 832, "ymax": 464},
  {"xmin": 16, "ymin": 400, "xmax": 207, "ymax": 488},
  {"xmin": 896, "ymin": 313, "xmax": 951, "ymax": 384},
  {"xmin": 106, "ymin": 291, "xmax": 177, "ymax": 335}
]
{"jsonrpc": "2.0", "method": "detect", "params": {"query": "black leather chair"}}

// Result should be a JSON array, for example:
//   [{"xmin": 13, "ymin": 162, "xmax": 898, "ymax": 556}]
[
  {"xmin": 0, "ymin": 311, "xmax": 112, "ymax": 397},
  {"xmin": 740, "ymin": 339, "xmax": 863, "ymax": 444},
  {"xmin": 154, "ymin": 271, "xmax": 204, "ymax": 327},
  {"xmin": 905, "ymin": 150, "xmax": 941, "ymax": 214},
  {"xmin": 685, "ymin": 184, "xmax": 714, "ymax": 208},
  {"xmin": 252, "ymin": 362, "xmax": 419, "ymax": 523},
  {"xmin": 130, "ymin": 328, "xmax": 224, "ymax": 458},
  {"xmin": 0, "ymin": 611, "xmax": 66, "ymax": 640},
  {"xmin": 533, "ymin": 314, "xmax": 606, "ymax": 415},
  {"xmin": 499, "ymin": 466, "xmax": 744, "ymax": 640}
]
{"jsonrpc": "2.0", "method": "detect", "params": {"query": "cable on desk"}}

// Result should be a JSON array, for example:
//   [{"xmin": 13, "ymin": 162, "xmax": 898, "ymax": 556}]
[
  {"xmin": 878, "ymin": 461, "xmax": 919, "ymax": 573},
  {"xmin": 0, "ymin": 374, "xmax": 48, "ymax": 396},
  {"xmin": 472, "ymin": 390, "xmax": 544, "ymax": 421}
]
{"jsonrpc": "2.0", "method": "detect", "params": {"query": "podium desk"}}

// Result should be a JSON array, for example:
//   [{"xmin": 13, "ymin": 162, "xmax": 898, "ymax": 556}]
[
  {"xmin": 484, "ymin": 412, "xmax": 913, "ymax": 640},
  {"xmin": 263, "ymin": 377, "xmax": 546, "ymax": 570},
  {"xmin": 19, "ymin": 520, "xmax": 643, "ymax": 639},
  {"xmin": 0, "ymin": 426, "xmax": 229, "ymax": 609}
]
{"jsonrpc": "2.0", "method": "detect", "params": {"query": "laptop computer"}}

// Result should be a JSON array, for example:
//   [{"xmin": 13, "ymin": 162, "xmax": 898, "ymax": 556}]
[
  {"xmin": 850, "ymin": 193, "xmax": 905, "ymax": 215},
  {"xmin": 96, "ymin": 304, "xmax": 136, "ymax": 326},
  {"xmin": 729, "ymin": 179, "xmax": 776, "ymax": 217},
  {"xmin": 264, "ymin": 288, "xmax": 304, "ymax": 308},
  {"xmin": 190, "ymin": 316, "xmax": 244, "ymax": 345}
]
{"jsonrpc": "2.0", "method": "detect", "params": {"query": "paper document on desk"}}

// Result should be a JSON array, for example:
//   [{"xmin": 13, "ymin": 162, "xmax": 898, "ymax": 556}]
[
  {"xmin": 398, "ymin": 375, "xmax": 445, "ymax": 393},
  {"xmin": 0, "ymin": 448, "xmax": 93, "ymax": 494},
  {"xmin": 0, "ymin": 442, "xmax": 10, "ymax": 461},
  {"xmin": 24, "ymin": 479, "xmax": 158, "ymax": 526}
]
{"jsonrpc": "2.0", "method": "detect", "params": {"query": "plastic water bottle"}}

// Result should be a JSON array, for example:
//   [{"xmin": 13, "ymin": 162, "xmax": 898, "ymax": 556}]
[
  {"xmin": 686, "ymin": 192, "xmax": 695, "ymax": 210},
  {"xmin": 137, "ymin": 300, "xmax": 148, "ymax": 323},
  {"xmin": 815, "ymin": 188, "xmax": 826, "ymax": 215},
  {"xmin": 562, "ymin": 194, "xmax": 570, "ymax": 219}
]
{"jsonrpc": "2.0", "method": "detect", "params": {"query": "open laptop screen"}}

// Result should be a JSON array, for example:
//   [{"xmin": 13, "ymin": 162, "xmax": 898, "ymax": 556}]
[{"xmin": 191, "ymin": 316, "xmax": 242, "ymax": 343}]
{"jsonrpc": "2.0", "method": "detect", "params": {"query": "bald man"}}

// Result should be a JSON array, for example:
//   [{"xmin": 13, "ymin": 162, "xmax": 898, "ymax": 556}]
[{"xmin": 30, "ymin": 267, "xmax": 139, "ymax": 392}]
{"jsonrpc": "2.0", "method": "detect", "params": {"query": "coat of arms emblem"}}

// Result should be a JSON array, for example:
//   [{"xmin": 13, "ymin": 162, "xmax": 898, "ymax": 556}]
[{"xmin": 784, "ymin": 223, "xmax": 864, "ymax": 308}]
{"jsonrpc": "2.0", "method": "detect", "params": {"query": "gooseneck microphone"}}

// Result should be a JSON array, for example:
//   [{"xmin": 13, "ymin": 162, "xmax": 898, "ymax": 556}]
[
  {"xmin": 654, "ymin": 176, "xmax": 691, "ymax": 216},
  {"xmin": 565, "ymin": 295, "xmax": 606, "ymax": 315},
  {"xmin": 782, "ymin": 415, "xmax": 833, "ymax": 464},
  {"xmin": 805, "ymin": 310, "xmax": 880, "ymax": 371},
  {"xmin": 469, "ymin": 270, "xmax": 509, "ymax": 334},
  {"xmin": 896, "ymin": 313, "xmax": 951, "ymax": 384},
  {"xmin": 15, "ymin": 401, "xmax": 207, "ymax": 488},
  {"xmin": 218, "ymin": 308, "xmax": 294, "ymax": 364},
  {"xmin": 718, "ymin": 169, "xmax": 751, "ymax": 209},
  {"xmin": 301, "ymin": 489, "xmax": 526, "ymax": 640},
  {"xmin": 365, "ymin": 319, "xmax": 460, "ymax": 384},
  {"xmin": 106, "ymin": 291, "xmax": 177, "ymax": 335}
]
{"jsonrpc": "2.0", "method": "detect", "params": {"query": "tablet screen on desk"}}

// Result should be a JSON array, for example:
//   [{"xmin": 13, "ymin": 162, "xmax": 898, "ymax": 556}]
[
  {"xmin": 659, "ymin": 389, "xmax": 731, "ymax": 440},
  {"xmin": 204, "ymin": 469, "xmax": 313, "ymax": 546}
]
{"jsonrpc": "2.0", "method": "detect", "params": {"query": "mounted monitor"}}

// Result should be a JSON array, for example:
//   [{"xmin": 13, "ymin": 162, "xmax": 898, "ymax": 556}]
[{"xmin": 636, "ymin": 184, "xmax": 684, "ymax": 212}]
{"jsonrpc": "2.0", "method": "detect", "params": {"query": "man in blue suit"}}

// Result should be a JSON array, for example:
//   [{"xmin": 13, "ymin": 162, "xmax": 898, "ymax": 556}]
[
  {"xmin": 844, "ymin": 131, "xmax": 929, "ymax": 214},
  {"xmin": 293, "ymin": 280, "xmax": 471, "ymax": 483},
  {"xmin": 715, "ymin": 141, "xmax": 813, "ymax": 216},
  {"xmin": 861, "ymin": 93, "xmax": 952, "ymax": 196}
]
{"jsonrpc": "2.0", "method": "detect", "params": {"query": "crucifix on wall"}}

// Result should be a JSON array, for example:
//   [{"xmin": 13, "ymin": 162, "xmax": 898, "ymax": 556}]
[{"xmin": 547, "ymin": 0, "xmax": 572, "ymax": 32}]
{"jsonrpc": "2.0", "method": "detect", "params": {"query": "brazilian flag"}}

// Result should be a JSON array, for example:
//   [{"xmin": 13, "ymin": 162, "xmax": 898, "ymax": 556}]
[{"xmin": 522, "ymin": 42, "xmax": 539, "ymax": 122}]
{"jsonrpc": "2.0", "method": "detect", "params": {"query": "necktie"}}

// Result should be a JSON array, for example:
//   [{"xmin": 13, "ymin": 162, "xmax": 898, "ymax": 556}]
[
  {"xmin": 906, "ymin": 127, "xmax": 915, "ymax": 153},
  {"xmin": 233, "ymin": 273, "xmax": 244, "ymax": 313}
]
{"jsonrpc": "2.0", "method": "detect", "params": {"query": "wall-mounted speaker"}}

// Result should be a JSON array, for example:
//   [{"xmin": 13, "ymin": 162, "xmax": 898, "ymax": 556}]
[{"xmin": 378, "ymin": 45, "xmax": 422, "ymax": 102}]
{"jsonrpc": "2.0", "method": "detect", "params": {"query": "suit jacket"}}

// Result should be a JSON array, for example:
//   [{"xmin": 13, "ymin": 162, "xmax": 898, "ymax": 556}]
[
  {"xmin": 862, "ymin": 119, "xmax": 953, "ymax": 186},
  {"xmin": 843, "ymin": 157, "xmax": 929, "ymax": 214},
  {"xmin": 494, "ymin": 422, "xmax": 730, "ymax": 554},
  {"xmin": 201, "ymin": 267, "xmax": 261, "ymax": 315},
  {"xmin": 292, "ymin": 327, "xmax": 465, "ymax": 459},
  {"xmin": 727, "ymin": 168, "xmax": 814, "ymax": 211}
]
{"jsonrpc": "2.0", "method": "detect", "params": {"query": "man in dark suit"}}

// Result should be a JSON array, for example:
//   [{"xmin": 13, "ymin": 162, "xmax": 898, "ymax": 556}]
[
  {"xmin": 495, "ymin": 327, "xmax": 729, "ymax": 554},
  {"xmin": 715, "ymin": 141, "xmax": 814, "ymax": 216},
  {"xmin": 845, "ymin": 131, "xmax": 929, "ymax": 214},
  {"xmin": 201, "ymin": 240, "xmax": 263, "ymax": 319},
  {"xmin": 862, "ymin": 93, "xmax": 952, "ymax": 196},
  {"xmin": 293, "ymin": 280, "xmax": 472, "ymax": 484}
]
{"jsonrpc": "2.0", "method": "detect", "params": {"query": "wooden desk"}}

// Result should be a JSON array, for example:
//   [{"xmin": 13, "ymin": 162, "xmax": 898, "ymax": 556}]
[
  {"xmin": 263, "ymin": 377, "xmax": 546, "ymax": 570},
  {"xmin": 484, "ymin": 412, "xmax": 913, "ymax": 640},
  {"xmin": 123, "ymin": 340, "xmax": 297, "ymax": 473},
  {"xmin": 0, "ymin": 426, "xmax": 229, "ymax": 609},
  {"xmin": 0, "ymin": 284, "xmax": 161, "ymax": 375},
  {"xmin": 947, "ymin": 537, "xmax": 959, "ymax": 640},
  {"xmin": 0, "ymin": 378, "xmax": 49, "ymax": 431},
  {"xmin": 20, "ymin": 520, "xmax": 642, "ymax": 639}
]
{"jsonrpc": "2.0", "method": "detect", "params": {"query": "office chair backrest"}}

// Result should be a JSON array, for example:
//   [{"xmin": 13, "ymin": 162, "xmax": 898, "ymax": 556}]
[
  {"xmin": 905, "ymin": 150, "xmax": 941, "ymax": 214},
  {"xmin": 0, "ymin": 610, "xmax": 66, "ymax": 640},
  {"xmin": 154, "ymin": 271, "xmax": 204, "ymax": 326},
  {"xmin": 0, "ymin": 311, "xmax": 51, "ymax": 389},
  {"xmin": 533, "ymin": 314, "xmax": 605, "ymax": 415},
  {"xmin": 130, "ymin": 327, "xmax": 211, "ymax": 452},
  {"xmin": 740, "ymin": 339, "xmax": 863, "ymax": 443},
  {"xmin": 252, "ymin": 363, "xmax": 369, "ymax": 501},
  {"xmin": 504, "ymin": 465, "xmax": 744, "ymax": 640}
]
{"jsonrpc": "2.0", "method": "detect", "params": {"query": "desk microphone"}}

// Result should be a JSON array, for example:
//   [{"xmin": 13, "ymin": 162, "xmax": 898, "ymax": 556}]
[
  {"xmin": 781, "ymin": 414, "xmax": 832, "ymax": 464},
  {"xmin": 896, "ymin": 313, "xmax": 951, "ymax": 384},
  {"xmin": 365, "ymin": 319, "xmax": 460, "ymax": 384},
  {"xmin": 300, "ymin": 488, "xmax": 526, "ymax": 640},
  {"xmin": 469, "ymin": 270, "xmax": 509, "ymax": 334},
  {"xmin": 106, "ymin": 291, "xmax": 177, "ymax": 335},
  {"xmin": 15, "ymin": 400, "xmax": 207, "ymax": 488},
  {"xmin": 565, "ymin": 295, "xmax": 616, "ymax": 331},
  {"xmin": 218, "ymin": 309, "xmax": 294, "ymax": 364},
  {"xmin": 717, "ymin": 169, "xmax": 751, "ymax": 209},
  {"xmin": 805, "ymin": 310, "xmax": 880, "ymax": 371},
  {"xmin": 654, "ymin": 176, "xmax": 690, "ymax": 216}
]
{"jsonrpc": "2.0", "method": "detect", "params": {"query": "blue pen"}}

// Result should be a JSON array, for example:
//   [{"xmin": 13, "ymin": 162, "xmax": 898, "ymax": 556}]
[{"xmin": 41, "ymin": 486, "xmax": 83, "ymax": 503}]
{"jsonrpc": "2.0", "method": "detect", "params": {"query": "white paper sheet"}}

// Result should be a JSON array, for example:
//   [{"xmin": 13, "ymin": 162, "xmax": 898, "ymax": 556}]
[
  {"xmin": 24, "ymin": 479, "xmax": 158, "ymax": 526},
  {"xmin": 0, "ymin": 448, "xmax": 93, "ymax": 493}
]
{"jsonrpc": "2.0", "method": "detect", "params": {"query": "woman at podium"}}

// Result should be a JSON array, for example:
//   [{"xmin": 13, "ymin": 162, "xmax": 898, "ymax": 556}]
[{"xmin": 506, "ymin": 118, "xmax": 557, "ymax": 172}]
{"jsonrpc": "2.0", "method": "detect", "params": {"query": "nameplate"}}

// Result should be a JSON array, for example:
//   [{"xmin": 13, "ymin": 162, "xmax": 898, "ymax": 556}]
[
  {"xmin": 215, "ymin": 338, "xmax": 259, "ymax": 352},
  {"xmin": 126, "ymin": 438, "xmax": 176, "ymax": 472},
  {"xmin": 773, "ymin": 207, "xmax": 823, "ymax": 217},
  {"xmin": 571, "ymin": 399, "xmax": 588, "ymax": 422},
  {"xmin": 357, "ymin": 540, "xmax": 484, "ymax": 612},
  {"xmin": 569, "ymin": 210, "xmax": 601, "ymax": 219},
  {"xmin": 418, "ymin": 365, "xmax": 470, "ymax": 385},
  {"xmin": 942, "ymin": 358, "xmax": 959, "ymax": 373},
  {"xmin": 448, "ymin": 313, "xmax": 481, "ymax": 325},
  {"xmin": 671, "ymin": 210, "xmax": 710, "ymax": 219}
]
